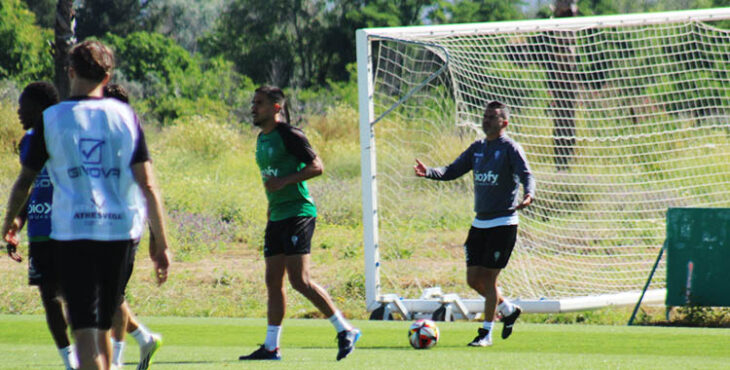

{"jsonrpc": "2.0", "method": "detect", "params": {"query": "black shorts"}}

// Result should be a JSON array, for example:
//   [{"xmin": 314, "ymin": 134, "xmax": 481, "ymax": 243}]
[
  {"xmin": 54, "ymin": 239, "xmax": 137, "ymax": 330},
  {"xmin": 264, "ymin": 216, "xmax": 316, "ymax": 258},
  {"xmin": 464, "ymin": 225, "xmax": 518, "ymax": 269},
  {"xmin": 28, "ymin": 240, "xmax": 58, "ymax": 286},
  {"xmin": 121, "ymin": 243, "xmax": 139, "ymax": 297}
]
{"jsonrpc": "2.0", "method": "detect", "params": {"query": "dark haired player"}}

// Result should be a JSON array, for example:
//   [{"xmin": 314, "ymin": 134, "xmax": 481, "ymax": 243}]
[
  {"xmin": 415, "ymin": 101, "xmax": 535, "ymax": 347},
  {"xmin": 2, "ymin": 40, "xmax": 170, "ymax": 370},
  {"xmin": 239, "ymin": 86, "xmax": 360, "ymax": 361},
  {"xmin": 6, "ymin": 81, "xmax": 77, "ymax": 369}
]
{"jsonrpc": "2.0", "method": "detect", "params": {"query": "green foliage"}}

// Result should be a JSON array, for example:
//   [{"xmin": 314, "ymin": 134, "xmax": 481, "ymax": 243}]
[
  {"xmin": 202, "ymin": 0, "xmax": 337, "ymax": 87},
  {"xmin": 670, "ymin": 306, "xmax": 730, "ymax": 327},
  {"xmin": 576, "ymin": 0, "xmax": 619, "ymax": 15},
  {"xmin": 145, "ymin": 0, "xmax": 225, "ymax": 53},
  {"xmin": 202, "ymin": 0, "xmax": 443, "ymax": 88},
  {"xmin": 105, "ymin": 32, "xmax": 196, "ymax": 86},
  {"xmin": 0, "ymin": 81, "xmax": 23, "ymax": 156},
  {"xmin": 104, "ymin": 32, "xmax": 254, "ymax": 123},
  {"xmin": 0, "ymin": 0, "xmax": 53, "ymax": 85},
  {"xmin": 75, "ymin": 0, "xmax": 158, "ymax": 40},
  {"xmin": 348, "ymin": 0, "xmax": 433, "ymax": 27},
  {"xmin": 429, "ymin": 0, "xmax": 526, "ymax": 24},
  {"xmin": 21, "ymin": 0, "xmax": 55, "ymax": 28}
]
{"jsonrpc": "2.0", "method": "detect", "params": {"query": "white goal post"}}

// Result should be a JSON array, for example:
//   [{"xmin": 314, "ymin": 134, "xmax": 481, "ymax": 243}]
[{"xmin": 357, "ymin": 8, "xmax": 730, "ymax": 318}]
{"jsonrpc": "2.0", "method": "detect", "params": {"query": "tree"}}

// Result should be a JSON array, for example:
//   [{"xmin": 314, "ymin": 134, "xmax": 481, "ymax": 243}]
[
  {"xmin": 22, "ymin": 0, "xmax": 56, "ymax": 28},
  {"xmin": 202, "ymin": 0, "xmax": 435, "ymax": 88},
  {"xmin": 146, "ymin": 0, "xmax": 225, "ymax": 53},
  {"xmin": 104, "ymin": 31, "xmax": 253, "ymax": 123},
  {"xmin": 428, "ymin": 0, "xmax": 526, "ymax": 24},
  {"xmin": 75, "ymin": 0, "xmax": 157, "ymax": 40},
  {"xmin": 54, "ymin": 0, "xmax": 74, "ymax": 98},
  {"xmin": 201, "ymin": 0, "xmax": 295, "ymax": 86},
  {"xmin": 105, "ymin": 32, "xmax": 197, "ymax": 86},
  {"xmin": 0, "ymin": 0, "xmax": 53, "ymax": 84},
  {"xmin": 347, "ymin": 0, "xmax": 433, "ymax": 27}
]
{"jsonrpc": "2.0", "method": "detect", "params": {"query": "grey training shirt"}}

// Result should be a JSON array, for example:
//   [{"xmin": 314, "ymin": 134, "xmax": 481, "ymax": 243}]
[{"xmin": 426, "ymin": 135, "xmax": 535, "ymax": 221}]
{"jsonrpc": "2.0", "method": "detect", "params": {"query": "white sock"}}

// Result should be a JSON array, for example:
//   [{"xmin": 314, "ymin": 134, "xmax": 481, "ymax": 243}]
[
  {"xmin": 328, "ymin": 310, "xmax": 353, "ymax": 333},
  {"xmin": 498, "ymin": 299, "xmax": 515, "ymax": 317},
  {"xmin": 264, "ymin": 325, "xmax": 282, "ymax": 351},
  {"xmin": 482, "ymin": 321, "xmax": 494, "ymax": 338},
  {"xmin": 59, "ymin": 345, "xmax": 74, "ymax": 369},
  {"xmin": 131, "ymin": 325, "xmax": 153, "ymax": 346},
  {"xmin": 112, "ymin": 340, "xmax": 125, "ymax": 366}
]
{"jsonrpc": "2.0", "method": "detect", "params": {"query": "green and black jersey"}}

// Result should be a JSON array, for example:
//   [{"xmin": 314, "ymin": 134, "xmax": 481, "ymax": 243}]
[{"xmin": 256, "ymin": 122, "xmax": 317, "ymax": 221}]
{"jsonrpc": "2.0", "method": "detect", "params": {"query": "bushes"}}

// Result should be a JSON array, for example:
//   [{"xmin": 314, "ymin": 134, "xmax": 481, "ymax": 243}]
[
  {"xmin": 0, "ymin": 0, "xmax": 53, "ymax": 85},
  {"xmin": 105, "ymin": 32, "xmax": 255, "ymax": 124}
]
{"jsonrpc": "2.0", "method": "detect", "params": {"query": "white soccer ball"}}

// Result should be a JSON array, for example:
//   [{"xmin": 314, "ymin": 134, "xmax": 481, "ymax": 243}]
[{"xmin": 408, "ymin": 319, "xmax": 439, "ymax": 349}]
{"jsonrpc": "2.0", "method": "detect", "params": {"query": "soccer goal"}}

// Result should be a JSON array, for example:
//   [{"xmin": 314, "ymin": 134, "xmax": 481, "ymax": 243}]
[{"xmin": 356, "ymin": 8, "xmax": 730, "ymax": 319}]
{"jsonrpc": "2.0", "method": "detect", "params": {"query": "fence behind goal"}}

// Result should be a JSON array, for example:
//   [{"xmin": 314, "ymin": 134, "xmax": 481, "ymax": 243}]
[{"xmin": 356, "ymin": 9, "xmax": 730, "ymax": 317}]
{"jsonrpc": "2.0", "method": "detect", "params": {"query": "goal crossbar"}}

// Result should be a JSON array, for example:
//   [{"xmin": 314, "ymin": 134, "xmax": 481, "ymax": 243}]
[{"xmin": 361, "ymin": 8, "xmax": 730, "ymax": 39}]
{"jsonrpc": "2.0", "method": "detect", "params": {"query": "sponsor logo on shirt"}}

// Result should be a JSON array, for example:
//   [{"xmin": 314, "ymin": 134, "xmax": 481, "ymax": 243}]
[
  {"xmin": 261, "ymin": 166, "xmax": 279, "ymax": 178},
  {"xmin": 474, "ymin": 170, "xmax": 499, "ymax": 185},
  {"xmin": 27, "ymin": 201, "xmax": 51, "ymax": 216},
  {"xmin": 33, "ymin": 174, "xmax": 52, "ymax": 188}
]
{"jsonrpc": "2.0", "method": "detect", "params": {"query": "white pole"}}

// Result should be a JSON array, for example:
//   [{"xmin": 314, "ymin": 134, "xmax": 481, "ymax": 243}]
[{"xmin": 357, "ymin": 29, "xmax": 382, "ymax": 312}]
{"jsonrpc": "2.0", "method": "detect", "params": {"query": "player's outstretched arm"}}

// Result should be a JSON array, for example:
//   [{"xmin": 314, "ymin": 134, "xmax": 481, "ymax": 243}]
[{"xmin": 132, "ymin": 161, "xmax": 170, "ymax": 285}]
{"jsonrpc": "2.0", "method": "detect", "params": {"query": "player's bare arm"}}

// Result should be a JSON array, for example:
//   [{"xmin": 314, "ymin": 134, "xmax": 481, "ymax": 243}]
[
  {"xmin": 132, "ymin": 161, "xmax": 171, "ymax": 285},
  {"xmin": 264, "ymin": 156, "xmax": 323, "ymax": 192},
  {"xmin": 2, "ymin": 166, "xmax": 37, "ymax": 243}
]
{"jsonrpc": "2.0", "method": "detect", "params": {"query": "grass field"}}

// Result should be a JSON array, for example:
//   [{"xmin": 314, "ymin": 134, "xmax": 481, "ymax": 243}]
[{"xmin": 2, "ymin": 315, "xmax": 729, "ymax": 369}]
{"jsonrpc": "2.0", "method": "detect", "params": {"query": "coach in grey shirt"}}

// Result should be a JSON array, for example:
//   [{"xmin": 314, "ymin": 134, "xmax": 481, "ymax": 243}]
[{"xmin": 415, "ymin": 100, "xmax": 534, "ymax": 347}]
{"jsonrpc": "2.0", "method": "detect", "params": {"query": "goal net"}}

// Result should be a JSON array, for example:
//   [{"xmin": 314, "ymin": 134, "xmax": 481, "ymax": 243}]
[{"xmin": 356, "ymin": 9, "xmax": 730, "ymax": 316}]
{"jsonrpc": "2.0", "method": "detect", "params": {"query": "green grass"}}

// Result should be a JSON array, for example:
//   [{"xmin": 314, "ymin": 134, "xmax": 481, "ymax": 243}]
[{"xmin": 1, "ymin": 314, "xmax": 729, "ymax": 369}]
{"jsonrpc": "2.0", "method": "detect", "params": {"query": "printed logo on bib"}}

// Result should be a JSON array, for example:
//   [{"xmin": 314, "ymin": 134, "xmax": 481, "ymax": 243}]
[
  {"xmin": 80, "ymin": 138, "xmax": 105, "ymax": 164},
  {"xmin": 68, "ymin": 138, "xmax": 120, "ymax": 178}
]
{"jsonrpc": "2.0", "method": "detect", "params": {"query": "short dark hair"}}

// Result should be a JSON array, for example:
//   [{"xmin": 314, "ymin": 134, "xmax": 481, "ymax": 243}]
[
  {"xmin": 69, "ymin": 40, "xmax": 115, "ymax": 82},
  {"xmin": 20, "ymin": 81, "xmax": 59, "ymax": 109},
  {"xmin": 485, "ymin": 100, "xmax": 509, "ymax": 121},
  {"xmin": 103, "ymin": 83, "xmax": 129, "ymax": 103},
  {"xmin": 255, "ymin": 85, "xmax": 291, "ymax": 124}
]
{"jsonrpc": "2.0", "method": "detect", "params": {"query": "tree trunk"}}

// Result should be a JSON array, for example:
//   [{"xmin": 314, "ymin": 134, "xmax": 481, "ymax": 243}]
[{"xmin": 54, "ymin": 0, "xmax": 75, "ymax": 99}]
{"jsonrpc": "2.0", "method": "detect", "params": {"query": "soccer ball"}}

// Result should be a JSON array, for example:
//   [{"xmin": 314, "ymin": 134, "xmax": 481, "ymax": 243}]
[{"xmin": 408, "ymin": 319, "xmax": 439, "ymax": 349}]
